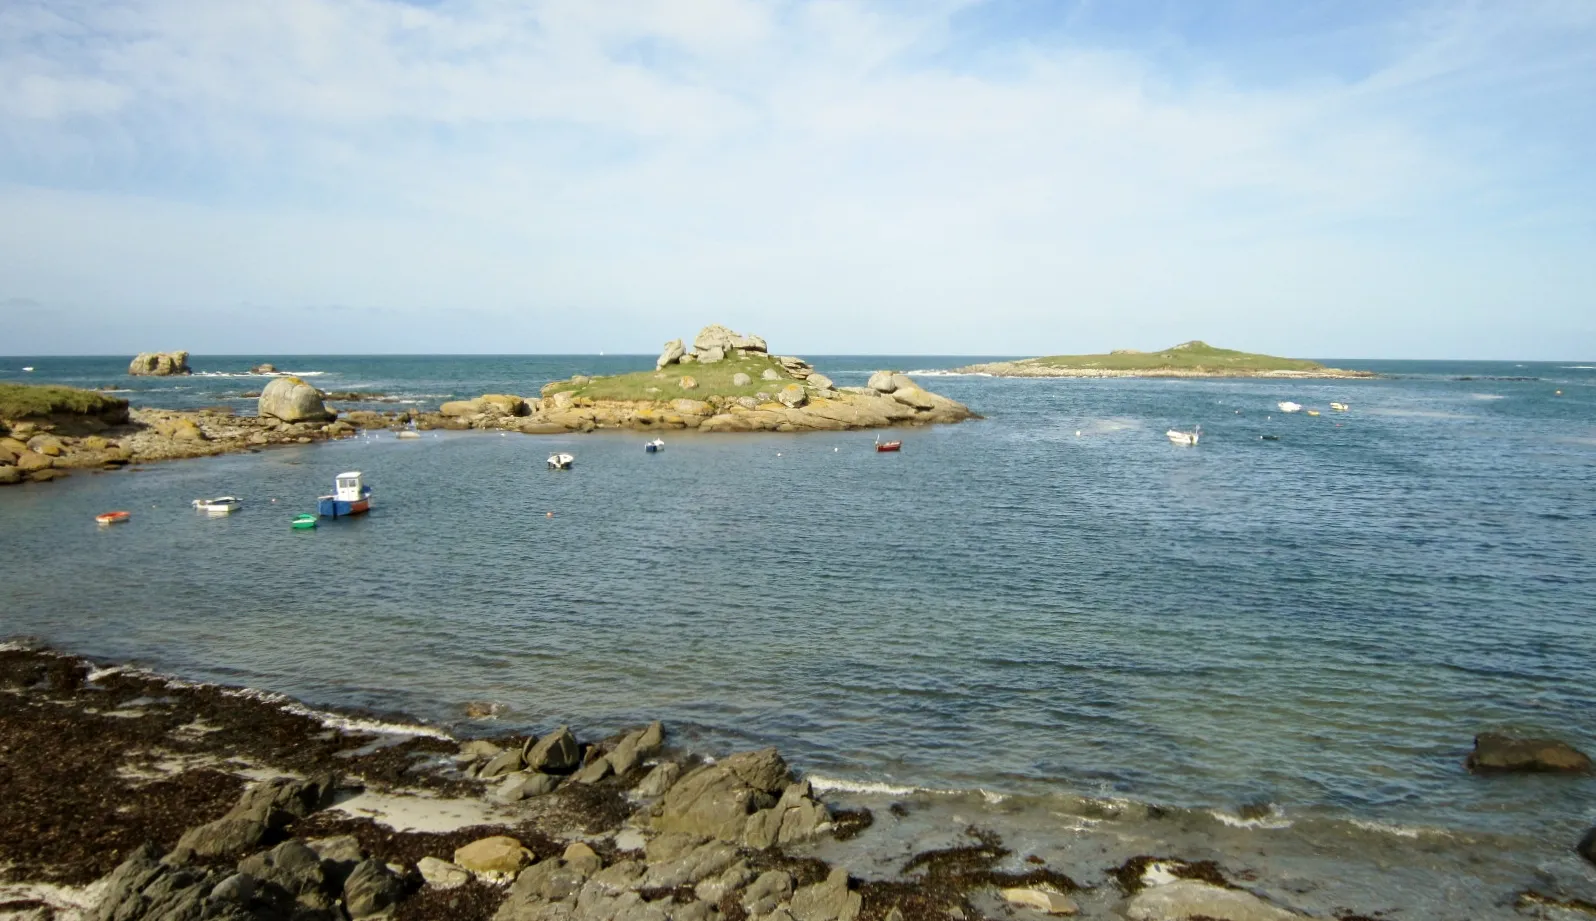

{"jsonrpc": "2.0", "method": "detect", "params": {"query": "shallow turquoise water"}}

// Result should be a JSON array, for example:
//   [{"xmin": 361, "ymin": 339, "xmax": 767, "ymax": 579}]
[{"xmin": 2, "ymin": 354, "xmax": 1594, "ymax": 908}]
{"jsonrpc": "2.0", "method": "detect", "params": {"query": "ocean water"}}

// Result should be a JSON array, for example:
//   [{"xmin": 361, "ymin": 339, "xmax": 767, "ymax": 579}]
[{"xmin": 3, "ymin": 355, "xmax": 1595, "ymax": 915}]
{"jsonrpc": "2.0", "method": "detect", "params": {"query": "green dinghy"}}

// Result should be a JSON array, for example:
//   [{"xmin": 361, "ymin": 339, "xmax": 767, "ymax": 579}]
[{"xmin": 291, "ymin": 514, "xmax": 318, "ymax": 530}]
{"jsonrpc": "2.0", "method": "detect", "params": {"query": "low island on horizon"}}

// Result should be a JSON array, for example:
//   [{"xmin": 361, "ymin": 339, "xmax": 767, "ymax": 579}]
[{"xmin": 956, "ymin": 341, "xmax": 1375, "ymax": 379}]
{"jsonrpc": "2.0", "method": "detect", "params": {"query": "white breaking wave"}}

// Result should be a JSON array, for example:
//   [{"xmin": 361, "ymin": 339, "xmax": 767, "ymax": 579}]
[
  {"xmin": 224, "ymin": 687, "xmax": 452, "ymax": 739},
  {"xmin": 1470, "ymin": 393, "xmax": 1506, "ymax": 400},
  {"xmin": 1210, "ymin": 805, "xmax": 1293, "ymax": 830},
  {"xmin": 1349, "ymin": 819, "xmax": 1430, "ymax": 839},
  {"xmin": 192, "ymin": 370, "xmax": 329, "ymax": 378},
  {"xmin": 904, "ymin": 370, "xmax": 992, "ymax": 377},
  {"xmin": 807, "ymin": 774, "xmax": 921, "ymax": 797},
  {"xmin": 1560, "ymin": 365, "xmax": 1594, "ymax": 370},
  {"xmin": 73, "ymin": 658, "xmax": 451, "ymax": 740}
]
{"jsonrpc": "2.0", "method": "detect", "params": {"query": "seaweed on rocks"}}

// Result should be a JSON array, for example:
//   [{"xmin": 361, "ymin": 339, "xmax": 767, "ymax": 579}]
[
  {"xmin": 291, "ymin": 813, "xmax": 559, "ymax": 869},
  {"xmin": 0, "ymin": 679, "xmax": 247, "ymax": 882},
  {"xmin": 859, "ymin": 828, "xmax": 1077, "ymax": 921},
  {"xmin": 396, "ymin": 878, "xmax": 507, "ymax": 921},
  {"xmin": 1109, "ymin": 855, "xmax": 1232, "ymax": 895},
  {"xmin": 830, "ymin": 807, "xmax": 874, "ymax": 841}
]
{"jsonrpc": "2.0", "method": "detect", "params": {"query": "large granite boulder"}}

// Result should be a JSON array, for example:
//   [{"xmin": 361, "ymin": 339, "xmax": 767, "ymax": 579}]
[
  {"xmin": 694, "ymin": 325, "xmax": 739, "ymax": 352},
  {"xmin": 654, "ymin": 747, "xmax": 791, "ymax": 840},
  {"xmin": 128, "ymin": 351, "xmax": 191, "ymax": 376},
  {"xmin": 777, "ymin": 384, "xmax": 807, "ymax": 408},
  {"xmin": 867, "ymin": 370, "xmax": 898, "ymax": 393},
  {"xmin": 523, "ymin": 726, "xmax": 583, "ymax": 774},
  {"xmin": 258, "ymin": 377, "xmax": 335, "ymax": 423},
  {"xmin": 1466, "ymin": 732, "xmax": 1591, "ymax": 773},
  {"xmin": 657, "ymin": 339, "xmax": 686, "ymax": 370}
]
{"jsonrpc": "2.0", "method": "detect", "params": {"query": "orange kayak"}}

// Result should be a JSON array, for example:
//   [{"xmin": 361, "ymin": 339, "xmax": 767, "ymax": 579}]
[{"xmin": 95, "ymin": 511, "xmax": 131, "ymax": 525}]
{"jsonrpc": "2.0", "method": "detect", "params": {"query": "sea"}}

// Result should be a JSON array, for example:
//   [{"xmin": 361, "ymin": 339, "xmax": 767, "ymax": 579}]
[{"xmin": 2, "ymin": 355, "xmax": 1594, "ymax": 918}]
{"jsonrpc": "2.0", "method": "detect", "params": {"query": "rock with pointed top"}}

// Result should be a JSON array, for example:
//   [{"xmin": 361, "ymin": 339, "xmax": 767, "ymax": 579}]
[{"xmin": 658, "ymin": 339, "xmax": 687, "ymax": 370}]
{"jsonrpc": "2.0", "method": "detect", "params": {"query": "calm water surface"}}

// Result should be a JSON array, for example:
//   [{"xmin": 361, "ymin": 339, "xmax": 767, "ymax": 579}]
[{"xmin": 2, "ymin": 354, "xmax": 1594, "ymax": 913}]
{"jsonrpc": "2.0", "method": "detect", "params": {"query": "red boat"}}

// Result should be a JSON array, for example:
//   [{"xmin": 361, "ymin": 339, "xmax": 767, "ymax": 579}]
[{"xmin": 875, "ymin": 440, "xmax": 902, "ymax": 453}]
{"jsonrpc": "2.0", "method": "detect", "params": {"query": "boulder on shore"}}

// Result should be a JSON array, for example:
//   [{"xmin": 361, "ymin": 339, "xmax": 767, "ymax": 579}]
[
  {"xmin": 654, "ymin": 747, "xmax": 791, "ymax": 841},
  {"xmin": 258, "ymin": 377, "xmax": 335, "ymax": 423},
  {"xmin": 1466, "ymin": 732, "xmax": 1591, "ymax": 773},
  {"xmin": 128, "ymin": 351, "xmax": 191, "ymax": 376}
]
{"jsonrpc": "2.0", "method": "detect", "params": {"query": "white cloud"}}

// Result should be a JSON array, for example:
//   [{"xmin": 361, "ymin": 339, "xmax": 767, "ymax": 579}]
[{"xmin": 0, "ymin": 0, "xmax": 1591, "ymax": 357}]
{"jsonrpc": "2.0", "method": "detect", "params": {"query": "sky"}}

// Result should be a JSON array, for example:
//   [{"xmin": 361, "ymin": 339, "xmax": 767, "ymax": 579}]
[{"xmin": 1, "ymin": 0, "xmax": 1593, "ymax": 359}]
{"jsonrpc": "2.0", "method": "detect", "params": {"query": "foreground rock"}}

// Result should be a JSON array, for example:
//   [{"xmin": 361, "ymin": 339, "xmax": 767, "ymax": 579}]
[
  {"xmin": 1466, "ymin": 732, "xmax": 1591, "ymax": 773},
  {"xmin": 1580, "ymin": 826, "xmax": 1596, "ymax": 866},
  {"xmin": 128, "ymin": 351, "xmax": 192, "ymax": 376}
]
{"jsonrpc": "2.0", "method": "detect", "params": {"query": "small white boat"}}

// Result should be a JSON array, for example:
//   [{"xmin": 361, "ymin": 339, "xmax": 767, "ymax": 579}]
[
  {"xmin": 396, "ymin": 430, "xmax": 421, "ymax": 439},
  {"xmin": 1329, "ymin": 402, "xmax": 1349, "ymax": 412},
  {"xmin": 22, "ymin": 367, "xmax": 34, "ymax": 372},
  {"xmin": 645, "ymin": 439, "xmax": 665, "ymax": 453},
  {"xmin": 548, "ymin": 453, "xmax": 575, "ymax": 470},
  {"xmin": 1277, "ymin": 401, "xmax": 1302, "ymax": 413},
  {"xmin": 192, "ymin": 496, "xmax": 242, "ymax": 514},
  {"xmin": 1166, "ymin": 425, "xmax": 1201, "ymax": 447}
]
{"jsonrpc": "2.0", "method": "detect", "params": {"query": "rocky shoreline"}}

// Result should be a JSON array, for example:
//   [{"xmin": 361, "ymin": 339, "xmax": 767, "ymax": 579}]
[
  {"xmin": 0, "ymin": 646, "xmax": 1347, "ymax": 921},
  {"xmin": 4, "ymin": 646, "xmax": 1595, "ymax": 921}
]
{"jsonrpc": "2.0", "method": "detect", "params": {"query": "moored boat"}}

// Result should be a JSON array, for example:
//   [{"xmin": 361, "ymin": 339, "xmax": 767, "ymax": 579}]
[
  {"xmin": 291, "ymin": 514, "xmax": 318, "ymax": 530},
  {"xmin": 1306, "ymin": 409, "xmax": 1321, "ymax": 416},
  {"xmin": 192, "ymin": 496, "xmax": 242, "ymax": 514},
  {"xmin": 1166, "ymin": 425, "xmax": 1201, "ymax": 447},
  {"xmin": 396, "ymin": 430, "xmax": 421, "ymax": 439},
  {"xmin": 317, "ymin": 472, "xmax": 372, "ymax": 518},
  {"xmin": 95, "ymin": 510, "xmax": 131, "ymax": 525},
  {"xmin": 1278, "ymin": 401, "xmax": 1303, "ymax": 413},
  {"xmin": 875, "ymin": 440, "xmax": 902, "ymax": 453},
  {"xmin": 1330, "ymin": 402, "xmax": 1349, "ymax": 412},
  {"xmin": 548, "ymin": 453, "xmax": 575, "ymax": 470},
  {"xmin": 645, "ymin": 439, "xmax": 665, "ymax": 453}
]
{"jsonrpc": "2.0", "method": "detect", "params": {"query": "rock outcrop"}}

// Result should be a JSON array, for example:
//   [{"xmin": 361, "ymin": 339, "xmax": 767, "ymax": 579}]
[
  {"xmin": 257, "ymin": 377, "xmax": 335, "ymax": 423},
  {"xmin": 1580, "ymin": 826, "xmax": 1596, "ymax": 866},
  {"xmin": 128, "ymin": 351, "xmax": 192, "ymax": 376},
  {"xmin": 1466, "ymin": 732, "xmax": 1591, "ymax": 773},
  {"xmin": 656, "ymin": 325, "xmax": 771, "ymax": 371}
]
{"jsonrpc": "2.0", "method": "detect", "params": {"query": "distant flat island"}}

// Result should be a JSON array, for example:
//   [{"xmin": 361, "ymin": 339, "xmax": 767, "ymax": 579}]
[{"xmin": 957, "ymin": 340, "xmax": 1374, "ymax": 379}]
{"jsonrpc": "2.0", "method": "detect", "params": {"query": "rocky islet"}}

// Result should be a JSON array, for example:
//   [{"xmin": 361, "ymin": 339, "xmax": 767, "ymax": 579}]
[{"xmin": 1, "ymin": 330, "xmax": 977, "ymax": 486}]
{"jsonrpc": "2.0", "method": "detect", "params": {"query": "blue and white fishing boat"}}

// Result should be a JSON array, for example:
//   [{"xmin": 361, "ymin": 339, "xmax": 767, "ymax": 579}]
[
  {"xmin": 317, "ymin": 471, "xmax": 372, "ymax": 518},
  {"xmin": 645, "ymin": 439, "xmax": 664, "ymax": 453}
]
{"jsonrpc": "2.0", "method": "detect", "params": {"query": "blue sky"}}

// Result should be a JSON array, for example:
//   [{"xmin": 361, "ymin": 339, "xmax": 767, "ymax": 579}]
[{"xmin": 1, "ymin": 0, "xmax": 1592, "ymax": 358}]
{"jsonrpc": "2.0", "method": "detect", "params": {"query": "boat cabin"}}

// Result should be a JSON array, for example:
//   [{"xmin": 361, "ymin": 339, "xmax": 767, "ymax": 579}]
[{"xmin": 334, "ymin": 472, "xmax": 366, "ymax": 501}]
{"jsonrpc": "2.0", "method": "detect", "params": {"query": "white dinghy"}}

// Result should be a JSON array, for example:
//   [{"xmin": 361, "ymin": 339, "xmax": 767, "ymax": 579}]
[
  {"xmin": 192, "ymin": 496, "xmax": 242, "ymax": 514},
  {"xmin": 547, "ymin": 453, "xmax": 575, "ymax": 470},
  {"xmin": 1277, "ymin": 401, "xmax": 1303, "ymax": 413}
]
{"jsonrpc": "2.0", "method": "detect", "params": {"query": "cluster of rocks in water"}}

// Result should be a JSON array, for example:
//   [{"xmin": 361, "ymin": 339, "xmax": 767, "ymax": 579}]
[
  {"xmin": 128, "ymin": 351, "xmax": 192, "ymax": 376},
  {"xmin": 0, "ymin": 377, "xmax": 365, "ymax": 487},
  {"xmin": 1, "ymin": 332, "xmax": 977, "ymax": 486}
]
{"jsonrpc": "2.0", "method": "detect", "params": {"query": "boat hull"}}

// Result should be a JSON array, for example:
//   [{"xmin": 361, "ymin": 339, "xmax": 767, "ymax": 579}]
[{"xmin": 317, "ymin": 495, "xmax": 371, "ymax": 518}]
